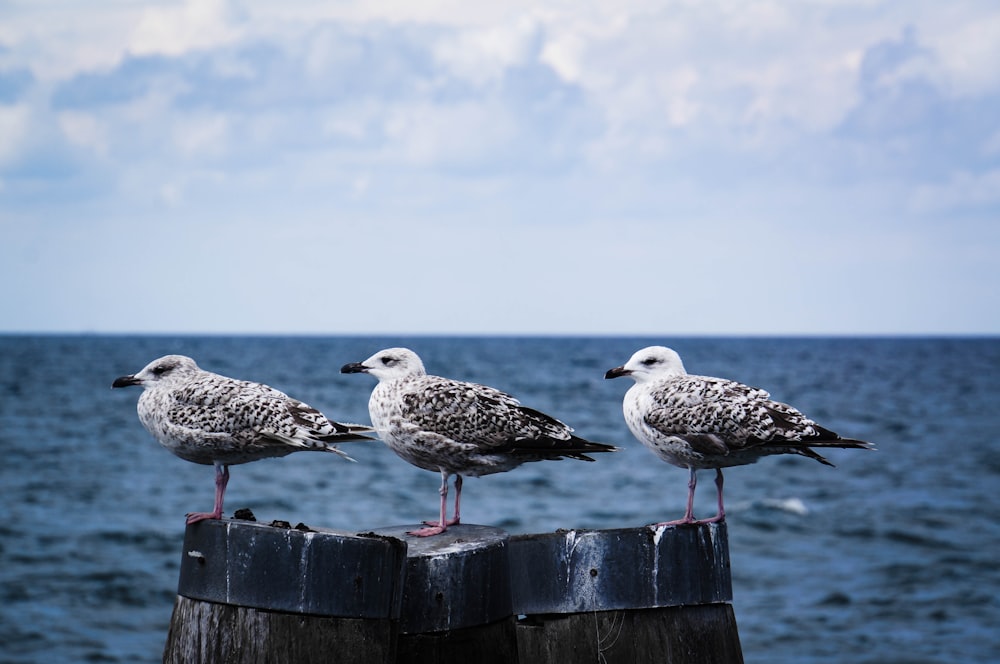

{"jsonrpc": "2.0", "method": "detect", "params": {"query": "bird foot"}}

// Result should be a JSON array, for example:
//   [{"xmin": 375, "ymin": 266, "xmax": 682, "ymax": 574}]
[
  {"xmin": 650, "ymin": 518, "xmax": 698, "ymax": 528},
  {"xmin": 407, "ymin": 524, "xmax": 448, "ymax": 537},
  {"xmin": 650, "ymin": 512, "xmax": 726, "ymax": 529},
  {"xmin": 186, "ymin": 511, "xmax": 222, "ymax": 524},
  {"xmin": 423, "ymin": 517, "xmax": 460, "ymax": 527},
  {"xmin": 694, "ymin": 514, "xmax": 726, "ymax": 525}
]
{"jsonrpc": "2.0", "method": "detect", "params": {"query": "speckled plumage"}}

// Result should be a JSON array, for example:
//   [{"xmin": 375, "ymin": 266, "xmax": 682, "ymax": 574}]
[
  {"xmin": 606, "ymin": 346, "xmax": 874, "ymax": 526},
  {"xmin": 113, "ymin": 354, "xmax": 374, "ymax": 523},
  {"xmin": 341, "ymin": 347, "xmax": 618, "ymax": 536}
]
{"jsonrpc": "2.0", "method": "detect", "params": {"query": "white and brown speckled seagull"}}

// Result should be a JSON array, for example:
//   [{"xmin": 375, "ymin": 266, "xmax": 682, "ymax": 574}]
[
  {"xmin": 341, "ymin": 347, "xmax": 619, "ymax": 537},
  {"xmin": 112, "ymin": 354, "xmax": 374, "ymax": 524},
  {"xmin": 605, "ymin": 346, "xmax": 874, "ymax": 527}
]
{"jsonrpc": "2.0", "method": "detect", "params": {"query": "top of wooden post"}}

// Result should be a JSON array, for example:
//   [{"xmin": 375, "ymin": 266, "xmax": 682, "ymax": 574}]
[
  {"xmin": 508, "ymin": 522, "xmax": 732, "ymax": 615},
  {"xmin": 370, "ymin": 524, "xmax": 512, "ymax": 634},
  {"xmin": 173, "ymin": 519, "xmax": 734, "ymax": 629},
  {"xmin": 177, "ymin": 519, "xmax": 407, "ymax": 619}
]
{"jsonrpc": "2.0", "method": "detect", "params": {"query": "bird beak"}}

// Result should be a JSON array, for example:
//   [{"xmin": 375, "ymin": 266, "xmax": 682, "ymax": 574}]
[
  {"xmin": 112, "ymin": 374, "xmax": 141, "ymax": 388},
  {"xmin": 340, "ymin": 362, "xmax": 369, "ymax": 375},
  {"xmin": 604, "ymin": 366, "xmax": 631, "ymax": 380}
]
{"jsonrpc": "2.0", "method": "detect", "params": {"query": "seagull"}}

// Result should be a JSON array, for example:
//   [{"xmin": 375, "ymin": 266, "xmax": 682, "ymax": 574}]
[
  {"xmin": 341, "ymin": 347, "xmax": 619, "ymax": 537},
  {"xmin": 605, "ymin": 346, "xmax": 874, "ymax": 527},
  {"xmin": 112, "ymin": 354, "xmax": 374, "ymax": 524}
]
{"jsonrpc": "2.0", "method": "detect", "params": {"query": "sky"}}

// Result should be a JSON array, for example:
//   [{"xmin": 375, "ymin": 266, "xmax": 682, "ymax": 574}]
[{"xmin": 1, "ymin": 0, "xmax": 998, "ymax": 336}]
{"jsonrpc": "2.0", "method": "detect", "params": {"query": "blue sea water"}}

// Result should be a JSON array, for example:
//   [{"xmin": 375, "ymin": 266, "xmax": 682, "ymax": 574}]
[{"xmin": 1, "ymin": 335, "xmax": 998, "ymax": 663}]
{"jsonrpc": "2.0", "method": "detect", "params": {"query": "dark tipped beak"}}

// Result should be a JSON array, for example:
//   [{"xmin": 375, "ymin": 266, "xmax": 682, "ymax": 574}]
[
  {"xmin": 604, "ymin": 366, "xmax": 631, "ymax": 380},
  {"xmin": 112, "ymin": 375, "xmax": 141, "ymax": 388},
  {"xmin": 340, "ymin": 362, "xmax": 369, "ymax": 375}
]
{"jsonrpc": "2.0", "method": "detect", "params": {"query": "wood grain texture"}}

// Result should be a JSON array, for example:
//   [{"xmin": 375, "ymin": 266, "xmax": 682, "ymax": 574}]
[
  {"xmin": 515, "ymin": 604, "xmax": 744, "ymax": 664},
  {"xmin": 163, "ymin": 596, "xmax": 398, "ymax": 664}
]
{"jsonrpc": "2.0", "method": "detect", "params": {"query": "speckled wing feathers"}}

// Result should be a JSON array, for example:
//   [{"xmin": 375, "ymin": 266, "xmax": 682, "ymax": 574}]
[
  {"xmin": 166, "ymin": 376, "xmax": 366, "ymax": 449},
  {"xmin": 402, "ymin": 376, "xmax": 571, "ymax": 451},
  {"xmin": 397, "ymin": 376, "xmax": 587, "ymax": 457},
  {"xmin": 643, "ymin": 374, "xmax": 835, "ymax": 456},
  {"xmin": 132, "ymin": 367, "xmax": 372, "ymax": 468}
]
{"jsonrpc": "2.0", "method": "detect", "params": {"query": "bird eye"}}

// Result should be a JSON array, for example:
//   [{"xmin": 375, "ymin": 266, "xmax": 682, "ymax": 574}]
[
  {"xmin": 151, "ymin": 360, "xmax": 178, "ymax": 376},
  {"xmin": 641, "ymin": 357, "xmax": 658, "ymax": 366},
  {"xmin": 381, "ymin": 356, "xmax": 396, "ymax": 366}
]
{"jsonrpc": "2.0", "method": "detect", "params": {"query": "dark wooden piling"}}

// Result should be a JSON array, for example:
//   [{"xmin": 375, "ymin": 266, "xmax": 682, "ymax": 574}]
[
  {"xmin": 162, "ymin": 519, "xmax": 407, "ymax": 664},
  {"xmin": 162, "ymin": 520, "xmax": 742, "ymax": 663},
  {"xmin": 369, "ymin": 524, "xmax": 518, "ymax": 664},
  {"xmin": 509, "ymin": 523, "xmax": 743, "ymax": 664}
]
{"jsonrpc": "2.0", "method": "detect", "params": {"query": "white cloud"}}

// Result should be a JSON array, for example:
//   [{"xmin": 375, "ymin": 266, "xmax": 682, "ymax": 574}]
[
  {"xmin": 921, "ymin": 9, "xmax": 1000, "ymax": 96},
  {"xmin": 910, "ymin": 170, "xmax": 1000, "ymax": 213},
  {"xmin": 530, "ymin": 4, "xmax": 878, "ymax": 170},
  {"xmin": 243, "ymin": 0, "xmax": 530, "ymax": 30},
  {"xmin": 537, "ymin": 9, "xmax": 627, "ymax": 86},
  {"xmin": 321, "ymin": 108, "xmax": 371, "ymax": 142},
  {"xmin": 383, "ymin": 100, "xmax": 518, "ymax": 166},
  {"xmin": 159, "ymin": 182, "xmax": 183, "ymax": 206},
  {"xmin": 0, "ymin": 5, "xmax": 138, "ymax": 81},
  {"xmin": 2, "ymin": 1, "xmax": 1000, "ymax": 334},
  {"xmin": 128, "ymin": 0, "xmax": 244, "ymax": 57},
  {"xmin": 57, "ymin": 111, "xmax": 108, "ymax": 156},
  {"xmin": 432, "ymin": 17, "xmax": 540, "ymax": 87},
  {"xmin": 0, "ymin": 104, "xmax": 31, "ymax": 165},
  {"xmin": 5, "ymin": 2, "xmax": 994, "ymax": 184},
  {"xmin": 538, "ymin": 31, "xmax": 583, "ymax": 84},
  {"xmin": 172, "ymin": 113, "xmax": 230, "ymax": 157},
  {"xmin": 984, "ymin": 129, "xmax": 1000, "ymax": 156}
]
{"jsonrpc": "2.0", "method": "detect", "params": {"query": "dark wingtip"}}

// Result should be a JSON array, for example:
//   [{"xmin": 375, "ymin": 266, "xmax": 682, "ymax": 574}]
[
  {"xmin": 824, "ymin": 434, "xmax": 877, "ymax": 451},
  {"xmin": 327, "ymin": 432, "xmax": 378, "ymax": 443},
  {"xmin": 578, "ymin": 439, "xmax": 622, "ymax": 454},
  {"xmin": 511, "ymin": 436, "xmax": 622, "ymax": 461},
  {"xmin": 323, "ymin": 422, "xmax": 377, "ymax": 443},
  {"xmin": 568, "ymin": 444, "xmax": 624, "ymax": 462}
]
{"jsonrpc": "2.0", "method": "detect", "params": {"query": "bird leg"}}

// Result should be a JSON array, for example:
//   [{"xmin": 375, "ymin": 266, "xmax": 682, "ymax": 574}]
[
  {"xmin": 652, "ymin": 467, "xmax": 700, "ymax": 527},
  {"xmin": 421, "ymin": 474, "xmax": 463, "ymax": 528},
  {"xmin": 695, "ymin": 469, "xmax": 726, "ymax": 524},
  {"xmin": 410, "ymin": 470, "xmax": 451, "ymax": 537},
  {"xmin": 447, "ymin": 475, "xmax": 462, "ymax": 526},
  {"xmin": 186, "ymin": 463, "xmax": 229, "ymax": 524}
]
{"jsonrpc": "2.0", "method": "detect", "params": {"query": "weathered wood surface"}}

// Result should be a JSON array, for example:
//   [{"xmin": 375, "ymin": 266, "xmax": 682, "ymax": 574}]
[
  {"xmin": 369, "ymin": 525, "xmax": 512, "ymax": 634},
  {"xmin": 509, "ymin": 523, "xmax": 741, "ymax": 664},
  {"xmin": 177, "ymin": 518, "xmax": 407, "ymax": 618},
  {"xmin": 164, "ymin": 518, "xmax": 408, "ymax": 663},
  {"xmin": 395, "ymin": 617, "xmax": 520, "ymax": 664},
  {"xmin": 516, "ymin": 604, "xmax": 744, "ymax": 664},
  {"xmin": 509, "ymin": 523, "xmax": 732, "ymax": 613},
  {"xmin": 163, "ymin": 520, "xmax": 742, "ymax": 663},
  {"xmin": 371, "ymin": 525, "xmax": 519, "ymax": 664},
  {"xmin": 163, "ymin": 595, "xmax": 398, "ymax": 664}
]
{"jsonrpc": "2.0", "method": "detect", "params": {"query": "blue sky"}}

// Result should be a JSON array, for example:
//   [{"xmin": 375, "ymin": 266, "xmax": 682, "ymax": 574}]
[{"xmin": 1, "ymin": 0, "xmax": 998, "ymax": 335}]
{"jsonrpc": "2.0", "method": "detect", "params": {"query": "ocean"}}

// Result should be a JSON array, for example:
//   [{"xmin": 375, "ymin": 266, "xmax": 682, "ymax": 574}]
[{"xmin": 1, "ymin": 335, "xmax": 998, "ymax": 663}]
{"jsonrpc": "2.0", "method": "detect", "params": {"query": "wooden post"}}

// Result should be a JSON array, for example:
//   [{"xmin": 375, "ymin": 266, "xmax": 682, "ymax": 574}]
[
  {"xmin": 162, "ymin": 521, "xmax": 743, "ymax": 663},
  {"xmin": 509, "ymin": 523, "xmax": 744, "ymax": 664},
  {"xmin": 162, "ymin": 519, "xmax": 407, "ymax": 664},
  {"xmin": 369, "ymin": 524, "xmax": 518, "ymax": 664}
]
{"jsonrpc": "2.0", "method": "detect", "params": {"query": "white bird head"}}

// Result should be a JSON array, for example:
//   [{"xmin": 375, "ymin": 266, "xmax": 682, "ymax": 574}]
[
  {"xmin": 340, "ymin": 347, "xmax": 427, "ymax": 382},
  {"xmin": 604, "ymin": 346, "xmax": 687, "ymax": 384},
  {"xmin": 112, "ymin": 354, "xmax": 201, "ymax": 389}
]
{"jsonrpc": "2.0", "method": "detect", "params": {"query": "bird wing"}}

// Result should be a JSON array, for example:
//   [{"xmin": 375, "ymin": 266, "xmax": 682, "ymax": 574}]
[
  {"xmin": 399, "ymin": 376, "xmax": 574, "ymax": 451},
  {"xmin": 160, "ymin": 376, "xmax": 264, "ymax": 437},
  {"xmin": 643, "ymin": 375, "xmax": 814, "ymax": 454},
  {"xmin": 169, "ymin": 375, "xmax": 368, "ymax": 451}
]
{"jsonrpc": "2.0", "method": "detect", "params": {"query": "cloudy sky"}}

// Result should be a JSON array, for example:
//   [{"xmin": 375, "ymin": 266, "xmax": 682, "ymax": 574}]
[{"xmin": 2, "ymin": 0, "xmax": 998, "ymax": 335}]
